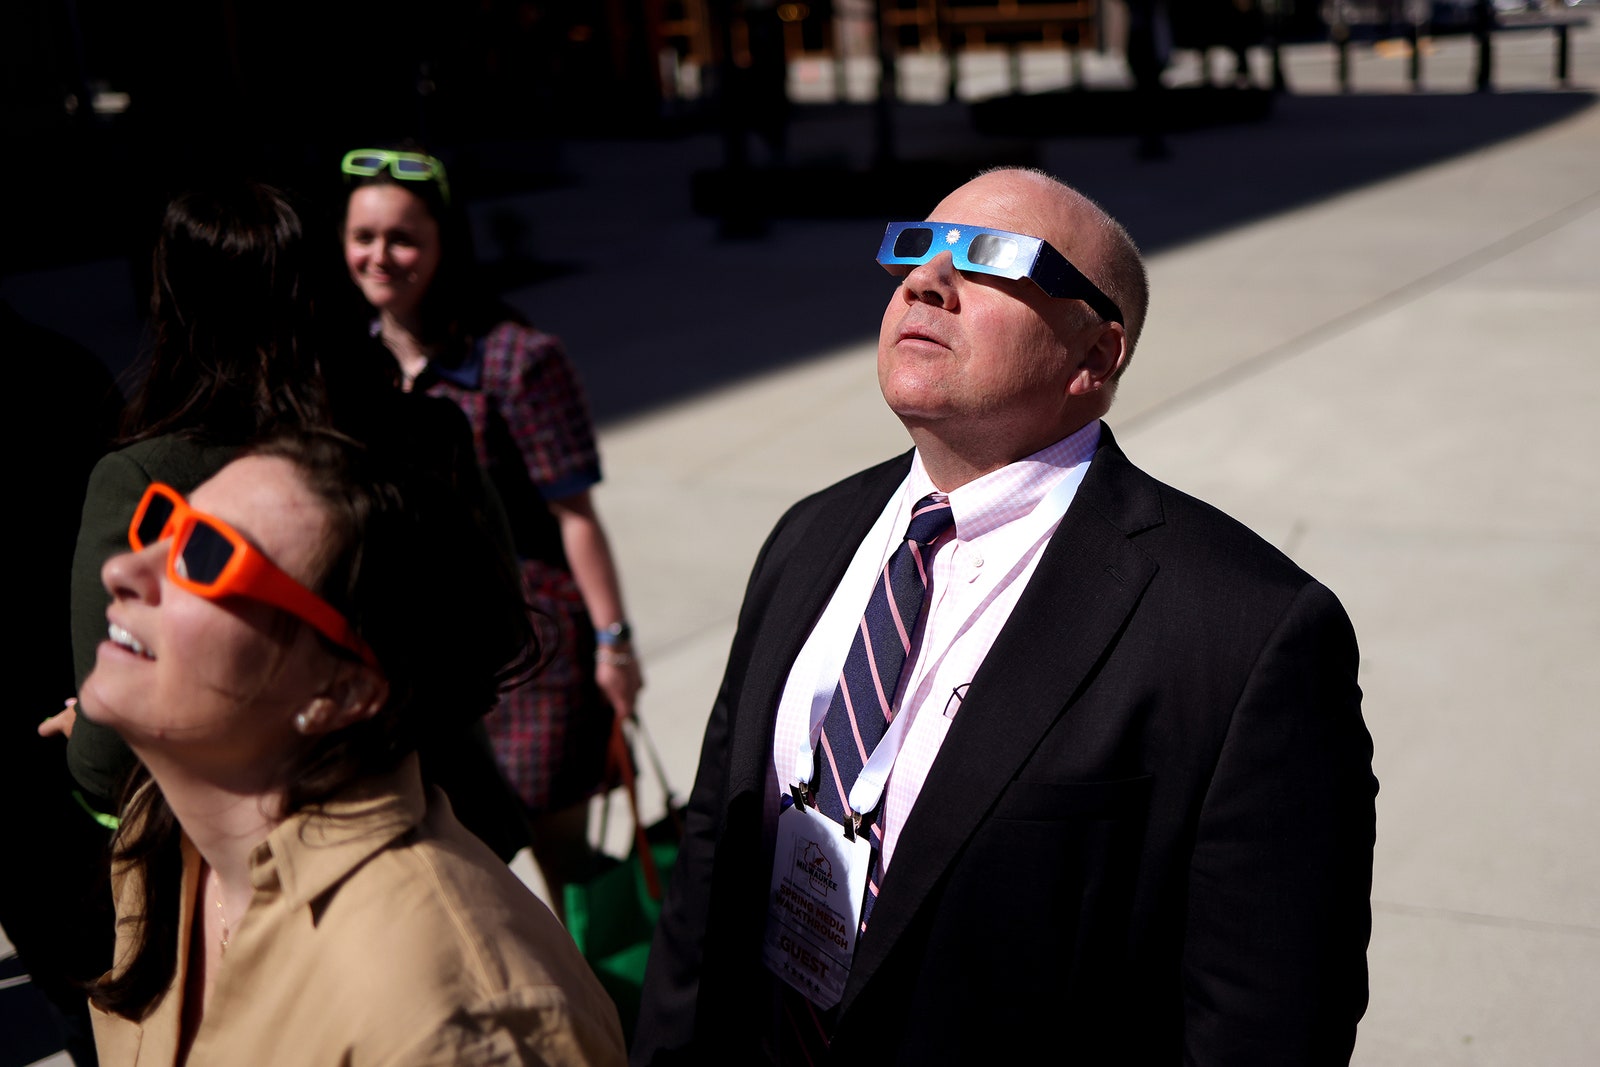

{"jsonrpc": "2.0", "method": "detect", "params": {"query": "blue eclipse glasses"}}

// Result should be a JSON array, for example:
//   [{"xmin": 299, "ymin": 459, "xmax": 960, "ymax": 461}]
[{"xmin": 876, "ymin": 220, "xmax": 1123, "ymax": 326}]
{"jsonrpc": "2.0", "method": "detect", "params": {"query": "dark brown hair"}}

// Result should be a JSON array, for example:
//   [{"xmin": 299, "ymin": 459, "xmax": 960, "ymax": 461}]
[{"xmin": 123, "ymin": 181, "xmax": 327, "ymax": 444}]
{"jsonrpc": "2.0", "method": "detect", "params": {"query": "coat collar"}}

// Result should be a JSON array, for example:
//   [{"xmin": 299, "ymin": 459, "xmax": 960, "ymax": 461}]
[
  {"xmin": 725, "ymin": 453, "xmax": 917, "ymax": 800},
  {"xmin": 93, "ymin": 757, "xmax": 430, "ymax": 1062},
  {"xmin": 424, "ymin": 339, "xmax": 485, "ymax": 390},
  {"xmin": 252, "ymin": 755, "xmax": 427, "ymax": 909}
]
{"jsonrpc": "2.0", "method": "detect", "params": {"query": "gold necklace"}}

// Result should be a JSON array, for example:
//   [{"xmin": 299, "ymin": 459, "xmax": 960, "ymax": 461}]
[{"xmin": 211, "ymin": 871, "xmax": 231, "ymax": 958}]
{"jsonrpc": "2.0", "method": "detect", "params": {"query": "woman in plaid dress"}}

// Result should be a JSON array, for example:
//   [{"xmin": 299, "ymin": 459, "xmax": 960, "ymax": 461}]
[{"xmin": 337, "ymin": 146, "xmax": 643, "ymax": 905}]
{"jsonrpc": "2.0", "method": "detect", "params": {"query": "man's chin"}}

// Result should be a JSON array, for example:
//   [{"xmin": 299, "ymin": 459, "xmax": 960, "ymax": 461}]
[{"xmin": 880, "ymin": 373, "xmax": 955, "ymax": 420}]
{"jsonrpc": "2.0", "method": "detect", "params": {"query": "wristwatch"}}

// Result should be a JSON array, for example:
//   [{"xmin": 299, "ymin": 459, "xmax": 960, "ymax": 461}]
[{"xmin": 595, "ymin": 621, "xmax": 633, "ymax": 646}]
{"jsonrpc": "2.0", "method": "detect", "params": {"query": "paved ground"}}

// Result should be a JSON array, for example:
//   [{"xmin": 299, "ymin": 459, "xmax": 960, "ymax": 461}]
[{"xmin": 4, "ymin": 21, "xmax": 1597, "ymax": 1066}]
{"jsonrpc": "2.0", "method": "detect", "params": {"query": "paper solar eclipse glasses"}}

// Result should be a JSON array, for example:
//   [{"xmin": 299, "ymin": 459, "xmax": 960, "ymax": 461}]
[
  {"xmin": 876, "ymin": 221, "xmax": 1123, "ymax": 326},
  {"xmin": 130, "ymin": 482, "xmax": 379, "ymax": 669},
  {"xmin": 340, "ymin": 148, "xmax": 451, "ymax": 205}
]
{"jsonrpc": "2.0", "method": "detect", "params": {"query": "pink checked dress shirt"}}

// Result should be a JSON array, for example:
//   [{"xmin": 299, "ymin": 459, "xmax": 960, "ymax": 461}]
[{"xmin": 772, "ymin": 420, "xmax": 1101, "ymax": 874}]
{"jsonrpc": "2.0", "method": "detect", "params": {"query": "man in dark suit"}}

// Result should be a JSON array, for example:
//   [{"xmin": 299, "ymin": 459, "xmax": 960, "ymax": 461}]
[{"xmin": 633, "ymin": 168, "xmax": 1376, "ymax": 1065}]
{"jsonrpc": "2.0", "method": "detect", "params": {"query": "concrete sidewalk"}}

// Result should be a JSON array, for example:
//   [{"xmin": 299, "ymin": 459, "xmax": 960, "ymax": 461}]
[{"xmin": 5, "ymin": 23, "xmax": 1597, "ymax": 1067}]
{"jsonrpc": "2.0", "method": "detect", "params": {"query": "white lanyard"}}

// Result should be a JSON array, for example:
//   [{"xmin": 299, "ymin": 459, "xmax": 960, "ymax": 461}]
[{"xmin": 790, "ymin": 460, "xmax": 1090, "ymax": 817}]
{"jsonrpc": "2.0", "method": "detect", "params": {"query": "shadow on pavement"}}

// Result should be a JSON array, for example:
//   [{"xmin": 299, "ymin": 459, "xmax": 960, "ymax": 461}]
[
  {"xmin": 4, "ymin": 89, "xmax": 1593, "ymax": 424},
  {"xmin": 489, "ymin": 89, "xmax": 1595, "ymax": 422}
]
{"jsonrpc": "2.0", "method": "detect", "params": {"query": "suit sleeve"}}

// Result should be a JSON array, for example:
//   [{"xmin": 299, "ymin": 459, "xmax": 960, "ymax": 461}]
[
  {"xmin": 630, "ymin": 508, "xmax": 796, "ymax": 1065},
  {"xmin": 1182, "ymin": 580, "xmax": 1377, "ymax": 1065}
]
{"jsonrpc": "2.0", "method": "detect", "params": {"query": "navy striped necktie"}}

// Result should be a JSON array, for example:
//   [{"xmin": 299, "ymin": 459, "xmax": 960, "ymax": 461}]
[
  {"xmin": 815, "ymin": 493, "xmax": 953, "ymax": 927},
  {"xmin": 778, "ymin": 494, "xmax": 953, "ymax": 1061}
]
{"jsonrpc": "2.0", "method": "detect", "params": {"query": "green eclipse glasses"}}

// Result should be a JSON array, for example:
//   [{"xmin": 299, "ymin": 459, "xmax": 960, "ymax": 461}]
[
  {"xmin": 877, "ymin": 220, "xmax": 1123, "ymax": 326},
  {"xmin": 340, "ymin": 149, "xmax": 451, "ymax": 205}
]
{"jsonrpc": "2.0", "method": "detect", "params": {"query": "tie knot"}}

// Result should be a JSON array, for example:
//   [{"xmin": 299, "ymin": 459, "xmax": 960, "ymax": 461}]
[{"xmin": 904, "ymin": 495, "xmax": 954, "ymax": 547}]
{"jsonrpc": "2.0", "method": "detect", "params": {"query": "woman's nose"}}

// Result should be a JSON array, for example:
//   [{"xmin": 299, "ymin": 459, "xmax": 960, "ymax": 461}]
[
  {"xmin": 102, "ymin": 542, "xmax": 165, "ymax": 604},
  {"xmin": 901, "ymin": 252, "xmax": 960, "ymax": 310}
]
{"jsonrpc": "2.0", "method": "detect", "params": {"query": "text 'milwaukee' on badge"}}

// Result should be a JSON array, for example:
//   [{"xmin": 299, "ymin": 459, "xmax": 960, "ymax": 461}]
[{"xmin": 762, "ymin": 800, "xmax": 871, "ymax": 1010}]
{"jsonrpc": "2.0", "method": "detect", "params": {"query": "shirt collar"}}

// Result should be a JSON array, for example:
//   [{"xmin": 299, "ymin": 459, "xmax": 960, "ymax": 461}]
[
  {"xmin": 910, "ymin": 420, "xmax": 1101, "ymax": 542},
  {"xmin": 249, "ymin": 754, "xmax": 428, "ymax": 910},
  {"xmin": 428, "ymin": 341, "xmax": 484, "ymax": 389}
]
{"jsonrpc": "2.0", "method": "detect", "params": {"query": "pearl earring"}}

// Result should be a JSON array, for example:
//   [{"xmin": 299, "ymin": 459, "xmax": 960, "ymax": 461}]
[{"xmin": 294, "ymin": 711, "xmax": 311, "ymax": 734}]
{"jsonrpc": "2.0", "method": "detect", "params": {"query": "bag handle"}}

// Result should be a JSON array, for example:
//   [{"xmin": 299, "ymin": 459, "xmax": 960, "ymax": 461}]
[
  {"xmin": 605, "ymin": 714, "xmax": 667, "ymax": 900},
  {"xmin": 629, "ymin": 714, "xmax": 685, "ymax": 840}
]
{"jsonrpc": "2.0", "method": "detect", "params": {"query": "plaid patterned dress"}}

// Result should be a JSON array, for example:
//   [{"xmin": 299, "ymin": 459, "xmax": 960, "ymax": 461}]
[{"xmin": 422, "ymin": 321, "xmax": 612, "ymax": 813}]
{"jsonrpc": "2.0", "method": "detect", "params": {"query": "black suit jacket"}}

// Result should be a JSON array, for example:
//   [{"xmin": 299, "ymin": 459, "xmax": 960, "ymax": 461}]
[{"xmin": 634, "ymin": 425, "xmax": 1376, "ymax": 1065}]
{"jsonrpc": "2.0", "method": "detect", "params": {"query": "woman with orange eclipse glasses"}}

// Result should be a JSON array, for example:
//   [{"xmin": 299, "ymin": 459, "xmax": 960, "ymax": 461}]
[{"xmin": 76, "ymin": 431, "xmax": 626, "ymax": 1066}]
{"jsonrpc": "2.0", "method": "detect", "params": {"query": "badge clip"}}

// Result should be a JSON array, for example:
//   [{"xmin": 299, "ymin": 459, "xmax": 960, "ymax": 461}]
[{"xmin": 790, "ymin": 783, "xmax": 814, "ymax": 812}]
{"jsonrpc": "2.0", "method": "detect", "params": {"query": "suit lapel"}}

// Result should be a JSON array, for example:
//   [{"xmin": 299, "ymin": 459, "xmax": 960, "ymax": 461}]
[
  {"xmin": 725, "ymin": 454, "xmax": 915, "ymax": 797},
  {"xmin": 840, "ymin": 432, "xmax": 1165, "ymax": 1011}
]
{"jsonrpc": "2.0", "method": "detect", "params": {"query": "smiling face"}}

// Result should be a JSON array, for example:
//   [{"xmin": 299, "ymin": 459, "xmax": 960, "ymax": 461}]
[
  {"xmin": 877, "ymin": 170, "xmax": 1126, "ymax": 485},
  {"xmin": 78, "ymin": 456, "xmax": 346, "ymax": 776},
  {"xmin": 342, "ymin": 184, "xmax": 442, "ymax": 324}
]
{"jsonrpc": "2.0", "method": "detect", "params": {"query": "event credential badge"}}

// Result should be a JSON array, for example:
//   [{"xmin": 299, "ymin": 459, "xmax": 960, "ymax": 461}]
[{"xmin": 762, "ymin": 800, "xmax": 871, "ymax": 1009}]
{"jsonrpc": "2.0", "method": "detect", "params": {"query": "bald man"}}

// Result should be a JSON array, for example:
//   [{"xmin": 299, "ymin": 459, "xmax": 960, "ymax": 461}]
[{"xmin": 633, "ymin": 169, "xmax": 1375, "ymax": 1065}]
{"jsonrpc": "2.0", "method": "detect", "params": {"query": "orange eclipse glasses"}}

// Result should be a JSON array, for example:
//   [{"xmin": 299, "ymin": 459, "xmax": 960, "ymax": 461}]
[{"xmin": 129, "ymin": 482, "xmax": 379, "ymax": 669}]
